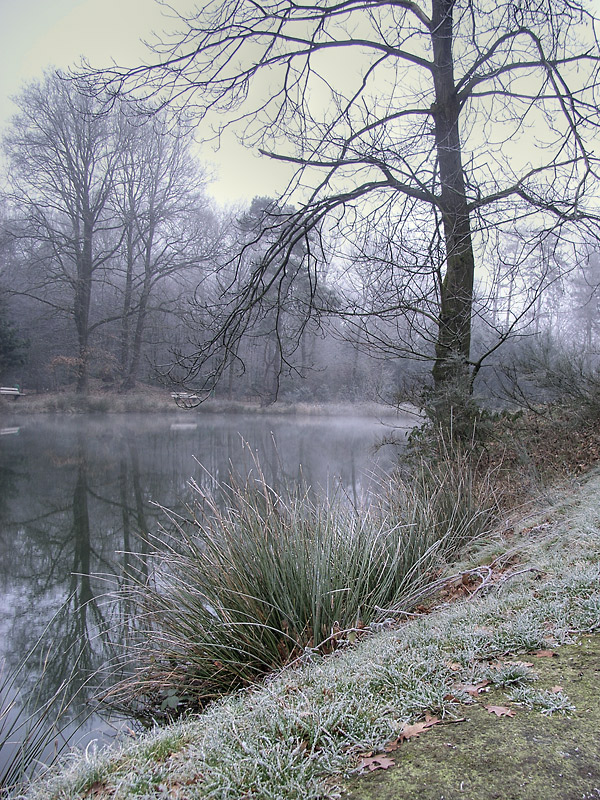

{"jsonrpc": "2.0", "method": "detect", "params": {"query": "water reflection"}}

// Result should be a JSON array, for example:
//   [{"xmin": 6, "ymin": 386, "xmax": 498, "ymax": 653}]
[{"xmin": 0, "ymin": 412, "xmax": 404, "ymax": 771}]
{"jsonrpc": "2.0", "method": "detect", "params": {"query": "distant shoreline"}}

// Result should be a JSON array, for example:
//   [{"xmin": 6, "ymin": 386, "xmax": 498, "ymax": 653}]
[{"xmin": 0, "ymin": 388, "xmax": 418, "ymax": 420}]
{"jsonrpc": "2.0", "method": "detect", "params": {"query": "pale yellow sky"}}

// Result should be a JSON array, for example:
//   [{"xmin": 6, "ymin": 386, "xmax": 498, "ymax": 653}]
[{"xmin": 0, "ymin": 0, "xmax": 291, "ymax": 204}]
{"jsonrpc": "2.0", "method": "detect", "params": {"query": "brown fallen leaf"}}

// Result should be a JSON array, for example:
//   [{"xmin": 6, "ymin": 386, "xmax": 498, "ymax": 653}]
[
  {"xmin": 504, "ymin": 660, "xmax": 534, "ymax": 668},
  {"xmin": 456, "ymin": 680, "xmax": 490, "ymax": 697},
  {"xmin": 83, "ymin": 782, "xmax": 111, "ymax": 799},
  {"xmin": 534, "ymin": 649, "xmax": 557, "ymax": 658},
  {"xmin": 385, "ymin": 715, "xmax": 441, "ymax": 750},
  {"xmin": 446, "ymin": 662, "xmax": 463, "ymax": 672},
  {"xmin": 397, "ymin": 714, "xmax": 441, "ymax": 743},
  {"xmin": 485, "ymin": 704, "xmax": 516, "ymax": 717},
  {"xmin": 443, "ymin": 692, "xmax": 462, "ymax": 703},
  {"xmin": 358, "ymin": 754, "xmax": 395, "ymax": 771},
  {"xmin": 550, "ymin": 685, "xmax": 564, "ymax": 693}
]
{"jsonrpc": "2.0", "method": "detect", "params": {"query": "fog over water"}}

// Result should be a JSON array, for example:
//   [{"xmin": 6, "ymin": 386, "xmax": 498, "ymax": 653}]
[{"xmin": 0, "ymin": 411, "xmax": 407, "ymax": 769}]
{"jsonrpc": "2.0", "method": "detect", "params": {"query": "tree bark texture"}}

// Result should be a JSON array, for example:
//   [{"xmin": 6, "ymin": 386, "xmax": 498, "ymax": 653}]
[{"xmin": 430, "ymin": 0, "xmax": 476, "ymax": 391}]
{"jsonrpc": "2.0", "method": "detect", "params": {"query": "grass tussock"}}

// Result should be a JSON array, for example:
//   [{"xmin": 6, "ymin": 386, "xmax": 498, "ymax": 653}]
[{"xmin": 107, "ymin": 450, "xmax": 497, "ymax": 718}]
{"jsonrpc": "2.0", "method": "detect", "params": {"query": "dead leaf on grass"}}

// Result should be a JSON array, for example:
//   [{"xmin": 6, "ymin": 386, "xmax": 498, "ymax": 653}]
[
  {"xmin": 384, "ymin": 715, "xmax": 442, "ymax": 751},
  {"xmin": 551, "ymin": 685, "xmax": 564, "ymax": 693},
  {"xmin": 534, "ymin": 649, "xmax": 557, "ymax": 658},
  {"xmin": 83, "ymin": 782, "xmax": 112, "ymax": 799},
  {"xmin": 358, "ymin": 754, "xmax": 396, "ymax": 771},
  {"xmin": 459, "ymin": 680, "xmax": 490, "ymax": 697},
  {"xmin": 443, "ymin": 692, "xmax": 462, "ymax": 702},
  {"xmin": 484, "ymin": 704, "xmax": 516, "ymax": 717},
  {"xmin": 398, "ymin": 714, "xmax": 441, "ymax": 743}
]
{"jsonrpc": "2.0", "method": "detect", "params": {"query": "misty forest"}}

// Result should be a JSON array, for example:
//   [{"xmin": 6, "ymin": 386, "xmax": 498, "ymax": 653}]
[
  {"xmin": 0, "ymin": 0, "xmax": 599, "ymax": 415},
  {"xmin": 3, "ymin": 1, "xmax": 600, "ymax": 798}
]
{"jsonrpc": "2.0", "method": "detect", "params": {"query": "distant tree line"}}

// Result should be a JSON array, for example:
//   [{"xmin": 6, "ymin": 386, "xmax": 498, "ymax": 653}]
[{"xmin": 0, "ymin": 73, "xmax": 217, "ymax": 393}]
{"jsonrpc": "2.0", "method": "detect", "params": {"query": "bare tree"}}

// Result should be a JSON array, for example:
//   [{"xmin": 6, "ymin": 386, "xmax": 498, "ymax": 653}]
[
  {"xmin": 4, "ymin": 74, "xmax": 122, "ymax": 392},
  {"xmin": 90, "ymin": 0, "xmax": 600, "ymax": 417},
  {"xmin": 568, "ymin": 247, "xmax": 600, "ymax": 353},
  {"xmin": 3, "ymin": 74, "xmax": 219, "ymax": 392},
  {"xmin": 112, "ymin": 114, "xmax": 215, "ymax": 390}
]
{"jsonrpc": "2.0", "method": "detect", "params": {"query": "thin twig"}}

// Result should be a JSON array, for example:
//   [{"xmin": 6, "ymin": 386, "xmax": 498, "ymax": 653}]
[
  {"xmin": 493, "ymin": 567, "xmax": 545, "ymax": 592},
  {"xmin": 375, "ymin": 566, "xmax": 496, "ymax": 616}
]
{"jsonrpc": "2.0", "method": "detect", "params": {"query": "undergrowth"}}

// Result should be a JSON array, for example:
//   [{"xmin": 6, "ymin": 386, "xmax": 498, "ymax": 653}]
[{"xmin": 106, "ymin": 449, "xmax": 497, "ymax": 719}]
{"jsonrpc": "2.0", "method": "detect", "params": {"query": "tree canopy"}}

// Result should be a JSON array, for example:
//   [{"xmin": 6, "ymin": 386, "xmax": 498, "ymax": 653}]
[{"xmin": 89, "ymin": 0, "xmax": 600, "ymax": 415}]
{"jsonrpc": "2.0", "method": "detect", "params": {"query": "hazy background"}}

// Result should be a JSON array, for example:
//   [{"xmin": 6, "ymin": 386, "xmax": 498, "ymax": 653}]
[{"xmin": 0, "ymin": 0, "xmax": 290, "ymax": 204}]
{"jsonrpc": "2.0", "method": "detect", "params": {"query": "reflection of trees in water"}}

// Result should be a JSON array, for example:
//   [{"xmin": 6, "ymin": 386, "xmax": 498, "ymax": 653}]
[
  {"xmin": 0, "ymin": 431, "xmax": 163, "ymax": 747},
  {"xmin": 0, "ymin": 451, "xmax": 24, "ymax": 524},
  {"xmin": 0, "ymin": 415, "xmax": 391, "ymax": 760},
  {"xmin": 180, "ymin": 417, "xmax": 384, "ymax": 508}
]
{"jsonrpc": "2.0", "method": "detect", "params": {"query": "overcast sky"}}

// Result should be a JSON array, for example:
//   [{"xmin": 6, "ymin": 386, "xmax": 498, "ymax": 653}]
[{"xmin": 0, "ymin": 0, "xmax": 289, "ymax": 204}]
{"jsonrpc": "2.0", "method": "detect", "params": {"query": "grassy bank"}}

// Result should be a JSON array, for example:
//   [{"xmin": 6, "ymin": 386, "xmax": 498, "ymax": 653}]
[
  {"xmin": 19, "ymin": 461, "xmax": 600, "ymax": 799},
  {"xmin": 105, "ymin": 451, "xmax": 495, "ymax": 720},
  {"xmin": 0, "ymin": 387, "xmax": 405, "ymax": 419}
]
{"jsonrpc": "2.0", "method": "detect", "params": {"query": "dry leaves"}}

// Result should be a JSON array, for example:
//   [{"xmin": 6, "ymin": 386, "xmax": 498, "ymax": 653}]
[
  {"xmin": 83, "ymin": 781, "xmax": 113, "ymax": 799},
  {"xmin": 484, "ymin": 704, "xmax": 516, "ymax": 718},
  {"xmin": 534, "ymin": 649, "xmax": 557, "ymax": 658},
  {"xmin": 358, "ymin": 715, "xmax": 442, "ymax": 771},
  {"xmin": 384, "ymin": 715, "xmax": 442, "ymax": 751},
  {"xmin": 444, "ymin": 679, "xmax": 490, "ymax": 702},
  {"xmin": 460, "ymin": 680, "xmax": 490, "ymax": 697},
  {"xmin": 357, "ymin": 754, "xmax": 396, "ymax": 772}
]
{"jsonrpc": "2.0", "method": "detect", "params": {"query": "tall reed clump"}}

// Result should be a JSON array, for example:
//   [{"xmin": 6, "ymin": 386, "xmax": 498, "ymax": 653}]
[
  {"xmin": 0, "ymin": 606, "xmax": 96, "ymax": 798},
  {"xmin": 113, "ymin": 452, "xmax": 498, "ymax": 718}
]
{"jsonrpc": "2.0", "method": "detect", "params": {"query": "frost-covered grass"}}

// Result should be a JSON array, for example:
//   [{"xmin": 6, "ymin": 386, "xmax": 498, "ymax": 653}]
[
  {"xmin": 508, "ymin": 685, "xmax": 576, "ymax": 716},
  {"xmin": 18, "ymin": 468, "xmax": 600, "ymax": 800}
]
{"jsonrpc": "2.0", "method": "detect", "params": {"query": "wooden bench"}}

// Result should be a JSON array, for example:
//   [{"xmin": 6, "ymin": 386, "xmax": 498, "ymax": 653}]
[
  {"xmin": 171, "ymin": 392, "xmax": 201, "ymax": 408},
  {"xmin": 0, "ymin": 387, "xmax": 21, "ymax": 400}
]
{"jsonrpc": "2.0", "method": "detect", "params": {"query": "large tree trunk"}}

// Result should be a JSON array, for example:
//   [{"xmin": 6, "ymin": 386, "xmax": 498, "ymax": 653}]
[{"xmin": 430, "ymin": 0, "xmax": 476, "ymax": 399}]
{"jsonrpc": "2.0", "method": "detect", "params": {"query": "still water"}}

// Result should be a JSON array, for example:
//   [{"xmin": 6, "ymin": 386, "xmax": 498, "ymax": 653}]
[{"xmin": 0, "ymin": 411, "xmax": 406, "ymax": 771}]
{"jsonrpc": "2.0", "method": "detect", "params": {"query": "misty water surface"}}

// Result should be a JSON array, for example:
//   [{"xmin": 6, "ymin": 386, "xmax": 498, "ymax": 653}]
[{"xmin": 0, "ymin": 411, "xmax": 408, "ymax": 770}]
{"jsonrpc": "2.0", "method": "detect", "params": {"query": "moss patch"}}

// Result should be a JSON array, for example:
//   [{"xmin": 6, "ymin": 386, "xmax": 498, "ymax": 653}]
[{"xmin": 346, "ymin": 634, "xmax": 600, "ymax": 800}]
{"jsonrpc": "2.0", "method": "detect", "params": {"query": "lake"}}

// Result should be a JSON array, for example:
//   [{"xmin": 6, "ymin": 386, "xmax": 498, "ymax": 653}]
[{"xmin": 0, "ymin": 410, "xmax": 409, "ymax": 777}]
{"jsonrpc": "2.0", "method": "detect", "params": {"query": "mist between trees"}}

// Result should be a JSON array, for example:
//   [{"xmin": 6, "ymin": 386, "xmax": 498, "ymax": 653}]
[{"xmin": 1, "ymin": 0, "xmax": 600, "ymax": 417}]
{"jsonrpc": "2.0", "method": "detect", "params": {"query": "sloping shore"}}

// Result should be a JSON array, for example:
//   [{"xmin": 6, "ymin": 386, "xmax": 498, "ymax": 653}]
[{"xmin": 22, "ymin": 469, "xmax": 600, "ymax": 800}]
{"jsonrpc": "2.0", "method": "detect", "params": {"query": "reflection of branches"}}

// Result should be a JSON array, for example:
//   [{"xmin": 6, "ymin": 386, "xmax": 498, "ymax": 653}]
[
  {"xmin": 0, "ymin": 434, "xmax": 160, "ymax": 778},
  {"xmin": 0, "ymin": 598, "xmax": 102, "ymax": 794}
]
